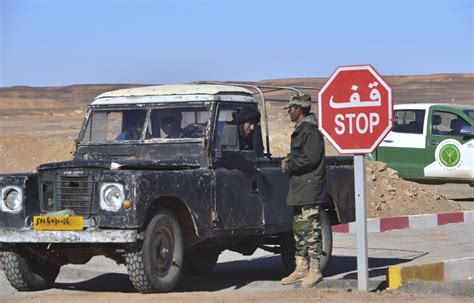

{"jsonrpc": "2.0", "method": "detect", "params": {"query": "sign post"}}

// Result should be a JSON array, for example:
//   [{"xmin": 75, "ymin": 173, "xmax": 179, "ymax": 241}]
[
  {"xmin": 318, "ymin": 65, "xmax": 393, "ymax": 291},
  {"xmin": 354, "ymin": 154, "xmax": 368, "ymax": 290}
]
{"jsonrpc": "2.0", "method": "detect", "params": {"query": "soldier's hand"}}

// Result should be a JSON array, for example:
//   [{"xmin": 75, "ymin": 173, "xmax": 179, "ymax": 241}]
[{"xmin": 281, "ymin": 158, "xmax": 289, "ymax": 172}]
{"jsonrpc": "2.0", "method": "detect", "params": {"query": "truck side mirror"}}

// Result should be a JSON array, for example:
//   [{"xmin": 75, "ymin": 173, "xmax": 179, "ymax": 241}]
[
  {"xmin": 460, "ymin": 125, "xmax": 474, "ymax": 137},
  {"xmin": 220, "ymin": 124, "xmax": 239, "ymax": 151}
]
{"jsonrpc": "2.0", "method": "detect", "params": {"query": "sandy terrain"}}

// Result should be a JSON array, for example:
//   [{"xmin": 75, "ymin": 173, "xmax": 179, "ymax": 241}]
[
  {"xmin": 0, "ymin": 74, "xmax": 473, "ymax": 302},
  {"xmin": 0, "ymin": 74, "xmax": 472, "ymax": 216},
  {"xmin": 2, "ymin": 288, "xmax": 470, "ymax": 303}
]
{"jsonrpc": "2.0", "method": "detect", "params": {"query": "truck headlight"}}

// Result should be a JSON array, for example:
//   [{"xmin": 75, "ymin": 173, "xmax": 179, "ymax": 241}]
[
  {"xmin": 100, "ymin": 183, "xmax": 124, "ymax": 211},
  {"xmin": 1, "ymin": 186, "xmax": 23, "ymax": 213}
]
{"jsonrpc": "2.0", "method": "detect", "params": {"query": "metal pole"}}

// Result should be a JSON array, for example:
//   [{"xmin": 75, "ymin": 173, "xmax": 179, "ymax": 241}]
[{"xmin": 354, "ymin": 154, "xmax": 368, "ymax": 291}]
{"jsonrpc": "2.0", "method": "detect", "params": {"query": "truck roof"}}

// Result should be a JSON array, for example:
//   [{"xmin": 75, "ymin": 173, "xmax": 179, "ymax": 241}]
[
  {"xmin": 394, "ymin": 103, "xmax": 474, "ymax": 110},
  {"xmin": 91, "ymin": 84, "xmax": 255, "ymax": 106}
]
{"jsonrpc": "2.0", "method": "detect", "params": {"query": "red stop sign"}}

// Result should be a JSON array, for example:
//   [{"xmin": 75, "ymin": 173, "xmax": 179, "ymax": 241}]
[{"xmin": 318, "ymin": 65, "xmax": 393, "ymax": 154}]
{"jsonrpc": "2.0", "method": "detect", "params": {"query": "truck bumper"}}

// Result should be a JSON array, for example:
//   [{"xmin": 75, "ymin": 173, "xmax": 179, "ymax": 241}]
[{"xmin": 0, "ymin": 228, "xmax": 137, "ymax": 243}]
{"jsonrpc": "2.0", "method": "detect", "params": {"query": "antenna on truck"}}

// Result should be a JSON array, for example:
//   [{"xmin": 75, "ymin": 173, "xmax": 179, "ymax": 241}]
[{"xmin": 196, "ymin": 81, "xmax": 320, "ymax": 158}]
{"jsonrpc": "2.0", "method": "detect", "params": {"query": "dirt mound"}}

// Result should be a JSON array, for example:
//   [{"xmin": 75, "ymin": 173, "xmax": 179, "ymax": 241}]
[{"xmin": 365, "ymin": 161, "xmax": 464, "ymax": 217}]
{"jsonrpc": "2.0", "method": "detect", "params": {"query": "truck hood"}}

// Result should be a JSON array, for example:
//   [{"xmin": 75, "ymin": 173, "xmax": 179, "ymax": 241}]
[{"xmin": 38, "ymin": 159, "xmax": 200, "ymax": 171}]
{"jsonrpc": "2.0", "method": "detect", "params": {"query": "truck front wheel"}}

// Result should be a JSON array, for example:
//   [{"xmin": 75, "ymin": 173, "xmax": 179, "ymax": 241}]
[
  {"xmin": 126, "ymin": 210, "xmax": 183, "ymax": 293},
  {"xmin": 280, "ymin": 208, "xmax": 333, "ymax": 274},
  {"xmin": 1, "ymin": 246, "xmax": 60, "ymax": 291}
]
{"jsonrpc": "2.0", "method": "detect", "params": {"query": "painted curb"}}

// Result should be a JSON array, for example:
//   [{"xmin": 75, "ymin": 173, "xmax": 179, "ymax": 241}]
[
  {"xmin": 332, "ymin": 210, "xmax": 474, "ymax": 233},
  {"xmin": 387, "ymin": 257, "xmax": 474, "ymax": 289}
]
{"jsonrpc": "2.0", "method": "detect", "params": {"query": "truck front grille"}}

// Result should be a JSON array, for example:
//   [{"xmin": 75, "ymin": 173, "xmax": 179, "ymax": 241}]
[{"xmin": 55, "ymin": 175, "xmax": 95, "ymax": 218}]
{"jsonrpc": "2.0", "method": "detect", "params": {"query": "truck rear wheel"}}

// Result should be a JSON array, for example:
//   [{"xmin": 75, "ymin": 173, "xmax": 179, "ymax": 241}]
[
  {"xmin": 126, "ymin": 209, "xmax": 183, "ymax": 293},
  {"xmin": 1, "ymin": 246, "xmax": 60, "ymax": 291},
  {"xmin": 280, "ymin": 208, "xmax": 333, "ymax": 274}
]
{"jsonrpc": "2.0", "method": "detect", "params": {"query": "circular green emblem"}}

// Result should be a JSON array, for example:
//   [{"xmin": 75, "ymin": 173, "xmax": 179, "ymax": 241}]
[{"xmin": 439, "ymin": 144, "xmax": 461, "ymax": 167}]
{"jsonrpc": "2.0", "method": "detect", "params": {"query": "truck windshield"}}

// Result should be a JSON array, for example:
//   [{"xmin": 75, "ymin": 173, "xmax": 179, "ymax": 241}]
[
  {"xmin": 81, "ymin": 109, "xmax": 147, "ymax": 142},
  {"xmin": 80, "ymin": 107, "xmax": 210, "ymax": 143},
  {"xmin": 145, "ymin": 107, "xmax": 209, "ymax": 140},
  {"xmin": 464, "ymin": 110, "xmax": 474, "ymax": 120}
]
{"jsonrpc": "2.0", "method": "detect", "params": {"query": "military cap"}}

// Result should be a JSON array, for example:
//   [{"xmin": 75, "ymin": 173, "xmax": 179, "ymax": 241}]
[{"xmin": 283, "ymin": 94, "xmax": 312, "ymax": 110}]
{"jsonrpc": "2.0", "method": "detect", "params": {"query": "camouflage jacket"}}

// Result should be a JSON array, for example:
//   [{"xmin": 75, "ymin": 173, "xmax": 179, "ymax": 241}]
[{"xmin": 286, "ymin": 113, "xmax": 327, "ymax": 206}]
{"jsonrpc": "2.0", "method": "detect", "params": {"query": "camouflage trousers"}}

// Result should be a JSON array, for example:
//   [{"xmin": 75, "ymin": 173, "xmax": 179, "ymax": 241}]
[{"xmin": 293, "ymin": 205, "xmax": 322, "ymax": 259}]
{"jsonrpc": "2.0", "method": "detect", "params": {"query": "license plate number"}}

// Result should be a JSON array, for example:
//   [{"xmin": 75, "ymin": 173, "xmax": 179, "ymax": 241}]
[{"xmin": 33, "ymin": 216, "xmax": 84, "ymax": 231}]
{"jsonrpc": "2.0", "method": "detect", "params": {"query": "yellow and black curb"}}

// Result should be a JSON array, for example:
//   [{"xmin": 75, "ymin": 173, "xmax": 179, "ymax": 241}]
[{"xmin": 387, "ymin": 257, "xmax": 474, "ymax": 289}]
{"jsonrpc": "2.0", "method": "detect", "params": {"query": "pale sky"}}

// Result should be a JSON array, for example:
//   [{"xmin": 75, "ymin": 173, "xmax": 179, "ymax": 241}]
[{"xmin": 0, "ymin": 0, "xmax": 472, "ymax": 87}]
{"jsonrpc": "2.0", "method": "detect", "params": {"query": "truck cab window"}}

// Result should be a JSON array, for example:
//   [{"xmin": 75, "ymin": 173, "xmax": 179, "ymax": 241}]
[
  {"xmin": 393, "ymin": 110, "xmax": 425, "ymax": 134},
  {"xmin": 215, "ymin": 104, "xmax": 263, "ymax": 155},
  {"xmin": 432, "ymin": 111, "xmax": 470, "ymax": 136}
]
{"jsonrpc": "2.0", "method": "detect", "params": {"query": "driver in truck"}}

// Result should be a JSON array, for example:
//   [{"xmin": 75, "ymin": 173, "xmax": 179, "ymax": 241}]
[
  {"xmin": 158, "ymin": 110, "xmax": 184, "ymax": 138},
  {"xmin": 116, "ymin": 110, "xmax": 146, "ymax": 140},
  {"xmin": 235, "ymin": 107, "xmax": 261, "ymax": 150}
]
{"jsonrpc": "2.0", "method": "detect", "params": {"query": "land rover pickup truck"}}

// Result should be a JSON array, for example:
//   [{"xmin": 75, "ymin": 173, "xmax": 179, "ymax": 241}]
[
  {"xmin": 369, "ymin": 103, "xmax": 474, "ymax": 185},
  {"xmin": 0, "ymin": 84, "xmax": 355, "ymax": 293}
]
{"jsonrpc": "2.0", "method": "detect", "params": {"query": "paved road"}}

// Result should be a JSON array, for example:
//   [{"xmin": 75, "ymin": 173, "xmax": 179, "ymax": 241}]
[{"xmin": 1, "ymin": 222, "xmax": 472, "ymax": 300}]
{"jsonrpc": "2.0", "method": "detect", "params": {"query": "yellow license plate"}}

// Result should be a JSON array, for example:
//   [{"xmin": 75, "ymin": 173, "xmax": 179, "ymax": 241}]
[{"xmin": 33, "ymin": 216, "xmax": 84, "ymax": 231}]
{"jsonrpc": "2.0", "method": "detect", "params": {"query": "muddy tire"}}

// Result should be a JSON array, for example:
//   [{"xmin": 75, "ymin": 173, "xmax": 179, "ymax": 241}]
[
  {"xmin": 1, "ymin": 246, "xmax": 60, "ymax": 291},
  {"xmin": 280, "ymin": 208, "xmax": 333, "ymax": 274},
  {"xmin": 126, "ymin": 210, "xmax": 183, "ymax": 293},
  {"xmin": 183, "ymin": 250, "xmax": 220, "ymax": 275}
]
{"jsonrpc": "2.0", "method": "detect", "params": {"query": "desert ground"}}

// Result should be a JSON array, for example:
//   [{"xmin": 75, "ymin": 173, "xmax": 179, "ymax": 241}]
[
  {"xmin": 1, "ymin": 74, "xmax": 473, "ymax": 216},
  {"xmin": 0, "ymin": 74, "xmax": 473, "ymax": 302}
]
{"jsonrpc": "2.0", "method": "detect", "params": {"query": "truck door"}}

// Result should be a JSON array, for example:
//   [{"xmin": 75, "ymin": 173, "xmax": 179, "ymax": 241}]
[
  {"xmin": 376, "ymin": 109, "xmax": 427, "ymax": 178},
  {"xmin": 212, "ymin": 103, "xmax": 263, "ymax": 230},
  {"xmin": 424, "ymin": 109, "xmax": 474, "ymax": 182}
]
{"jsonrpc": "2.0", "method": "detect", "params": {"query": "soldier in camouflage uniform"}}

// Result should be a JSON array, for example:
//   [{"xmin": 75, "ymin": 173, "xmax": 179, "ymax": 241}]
[{"xmin": 280, "ymin": 94, "xmax": 327, "ymax": 288}]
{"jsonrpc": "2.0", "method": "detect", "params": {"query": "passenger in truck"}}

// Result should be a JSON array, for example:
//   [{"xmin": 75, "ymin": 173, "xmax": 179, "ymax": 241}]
[{"xmin": 234, "ymin": 107, "xmax": 261, "ymax": 150}]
